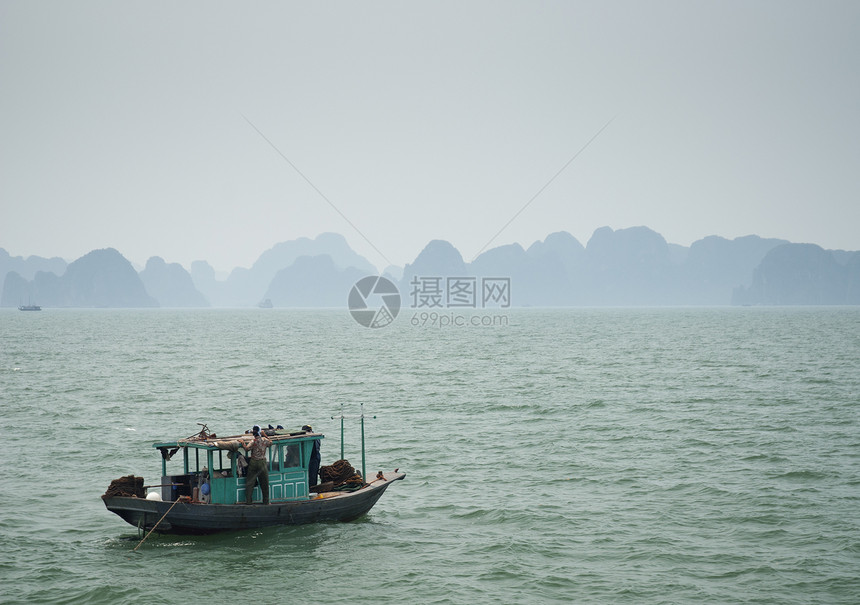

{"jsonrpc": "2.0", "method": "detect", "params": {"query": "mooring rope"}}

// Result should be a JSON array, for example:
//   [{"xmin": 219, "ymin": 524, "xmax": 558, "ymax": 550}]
[{"xmin": 133, "ymin": 497, "xmax": 185, "ymax": 552}]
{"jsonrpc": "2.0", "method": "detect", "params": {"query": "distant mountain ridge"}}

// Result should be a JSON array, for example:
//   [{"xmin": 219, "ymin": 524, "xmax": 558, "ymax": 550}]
[
  {"xmin": 0, "ymin": 248, "xmax": 67, "ymax": 282},
  {"xmin": 140, "ymin": 256, "xmax": 209, "ymax": 307},
  {"xmin": 1, "ymin": 248, "xmax": 157, "ymax": 308},
  {"xmin": 191, "ymin": 232, "xmax": 376, "ymax": 307},
  {"xmin": 264, "ymin": 255, "xmax": 367, "ymax": 307},
  {"xmin": 733, "ymin": 243, "xmax": 860, "ymax": 305},
  {"xmin": 2, "ymin": 229, "xmax": 858, "ymax": 308},
  {"xmin": 401, "ymin": 228, "xmax": 855, "ymax": 307}
]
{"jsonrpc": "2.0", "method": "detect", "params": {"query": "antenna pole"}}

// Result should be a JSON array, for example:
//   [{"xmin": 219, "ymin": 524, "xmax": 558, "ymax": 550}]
[
  {"xmin": 331, "ymin": 404, "xmax": 376, "ymax": 481},
  {"xmin": 360, "ymin": 403, "xmax": 366, "ymax": 482}
]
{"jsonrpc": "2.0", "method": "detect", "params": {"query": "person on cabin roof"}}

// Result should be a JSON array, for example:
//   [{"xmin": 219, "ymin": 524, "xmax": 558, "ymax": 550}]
[
  {"xmin": 303, "ymin": 425, "xmax": 321, "ymax": 488},
  {"xmin": 242, "ymin": 425, "xmax": 272, "ymax": 505}
]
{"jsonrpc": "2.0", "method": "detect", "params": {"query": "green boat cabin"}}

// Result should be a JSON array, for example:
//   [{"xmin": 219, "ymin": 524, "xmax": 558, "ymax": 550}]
[{"xmin": 153, "ymin": 431, "xmax": 323, "ymax": 504}]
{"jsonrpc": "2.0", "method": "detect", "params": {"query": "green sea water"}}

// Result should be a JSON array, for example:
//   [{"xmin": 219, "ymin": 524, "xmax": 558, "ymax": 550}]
[{"xmin": 1, "ymin": 307, "xmax": 858, "ymax": 604}]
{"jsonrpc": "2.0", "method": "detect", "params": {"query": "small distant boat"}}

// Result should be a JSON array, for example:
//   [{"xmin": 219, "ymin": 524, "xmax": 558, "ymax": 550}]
[
  {"xmin": 102, "ymin": 424, "xmax": 404, "ymax": 535},
  {"xmin": 18, "ymin": 304, "xmax": 41, "ymax": 311},
  {"xmin": 258, "ymin": 298, "xmax": 273, "ymax": 308}
]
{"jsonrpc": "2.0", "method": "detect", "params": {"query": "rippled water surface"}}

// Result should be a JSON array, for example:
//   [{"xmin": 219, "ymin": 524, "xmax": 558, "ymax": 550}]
[{"xmin": 1, "ymin": 307, "xmax": 858, "ymax": 604}]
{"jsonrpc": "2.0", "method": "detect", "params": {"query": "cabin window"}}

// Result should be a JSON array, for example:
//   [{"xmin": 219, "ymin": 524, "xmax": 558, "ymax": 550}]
[
  {"xmin": 268, "ymin": 445, "xmax": 278, "ymax": 471},
  {"xmin": 283, "ymin": 444, "xmax": 301, "ymax": 469},
  {"xmin": 210, "ymin": 450, "xmax": 232, "ymax": 478},
  {"xmin": 270, "ymin": 444, "xmax": 285, "ymax": 471}
]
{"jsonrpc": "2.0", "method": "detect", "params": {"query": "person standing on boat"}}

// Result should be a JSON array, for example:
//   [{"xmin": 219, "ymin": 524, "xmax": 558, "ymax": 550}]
[
  {"xmin": 303, "ymin": 425, "xmax": 321, "ymax": 487},
  {"xmin": 242, "ymin": 425, "xmax": 272, "ymax": 505}
]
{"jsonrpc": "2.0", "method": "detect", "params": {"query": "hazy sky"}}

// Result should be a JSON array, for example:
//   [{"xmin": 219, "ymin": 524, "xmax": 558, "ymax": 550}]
[{"xmin": 2, "ymin": 1, "xmax": 858, "ymax": 272}]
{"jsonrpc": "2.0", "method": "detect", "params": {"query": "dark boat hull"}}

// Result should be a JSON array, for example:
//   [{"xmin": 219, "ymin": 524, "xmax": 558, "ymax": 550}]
[{"xmin": 104, "ymin": 472, "xmax": 404, "ymax": 534}]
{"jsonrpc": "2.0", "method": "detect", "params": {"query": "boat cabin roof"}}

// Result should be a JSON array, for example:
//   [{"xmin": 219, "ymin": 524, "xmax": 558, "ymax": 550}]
[{"xmin": 153, "ymin": 429, "xmax": 323, "ymax": 450}]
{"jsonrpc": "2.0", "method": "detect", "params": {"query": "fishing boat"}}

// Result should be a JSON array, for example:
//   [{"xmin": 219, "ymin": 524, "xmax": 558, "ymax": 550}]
[
  {"xmin": 18, "ymin": 304, "xmax": 41, "ymax": 311},
  {"xmin": 102, "ymin": 423, "xmax": 404, "ymax": 535}
]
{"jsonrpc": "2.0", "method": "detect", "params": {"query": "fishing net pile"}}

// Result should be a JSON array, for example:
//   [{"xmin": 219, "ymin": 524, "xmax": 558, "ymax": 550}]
[
  {"xmin": 318, "ymin": 459, "xmax": 364, "ymax": 489},
  {"xmin": 102, "ymin": 475, "xmax": 145, "ymax": 499}
]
